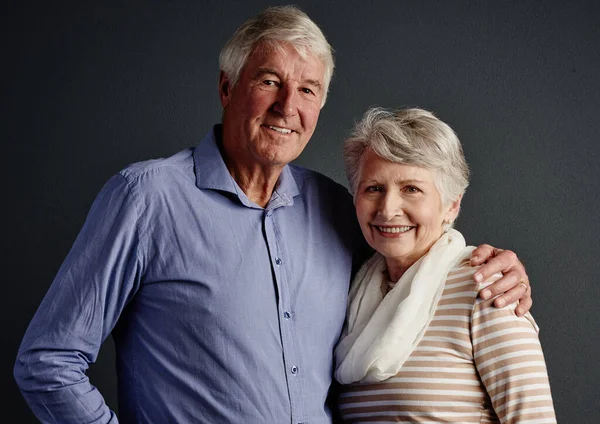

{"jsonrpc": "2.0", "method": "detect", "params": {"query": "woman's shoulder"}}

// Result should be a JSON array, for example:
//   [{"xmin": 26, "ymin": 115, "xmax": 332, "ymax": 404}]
[
  {"xmin": 448, "ymin": 256, "xmax": 477, "ymax": 276},
  {"xmin": 446, "ymin": 257, "xmax": 480, "ymax": 289},
  {"xmin": 454, "ymin": 253, "xmax": 540, "ymax": 333},
  {"xmin": 443, "ymin": 256, "xmax": 504, "ymax": 311},
  {"xmin": 447, "ymin": 255, "xmax": 503, "ymax": 292},
  {"xmin": 438, "ymin": 257, "xmax": 482, "ymax": 311}
]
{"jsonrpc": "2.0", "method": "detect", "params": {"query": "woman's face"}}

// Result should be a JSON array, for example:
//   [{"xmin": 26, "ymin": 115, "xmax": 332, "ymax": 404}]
[{"xmin": 354, "ymin": 149, "xmax": 461, "ymax": 277}]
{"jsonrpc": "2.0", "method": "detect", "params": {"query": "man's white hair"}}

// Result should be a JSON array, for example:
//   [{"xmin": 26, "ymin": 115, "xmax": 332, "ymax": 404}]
[{"xmin": 219, "ymin": 5, "xmax": 335, "ymax": 106}]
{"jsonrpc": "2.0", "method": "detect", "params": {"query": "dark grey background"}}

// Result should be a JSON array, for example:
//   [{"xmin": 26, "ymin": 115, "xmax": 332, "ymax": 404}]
[{"xmin": 4, "ymin": 1, "xmax": 599, "ymax": 422}]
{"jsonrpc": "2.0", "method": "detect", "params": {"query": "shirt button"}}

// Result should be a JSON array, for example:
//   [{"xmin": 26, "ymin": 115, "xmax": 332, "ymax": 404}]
[
  {"xmin": 275, "ymin": 257, "xmax": 282, "ymax": 265},
  {"xmin": 283, "ymin": 311, "xmax": 291, "ymax": 319},
  {"xmin": 291, "ymin": 365, "xmax": 298, "ymax": 374}
]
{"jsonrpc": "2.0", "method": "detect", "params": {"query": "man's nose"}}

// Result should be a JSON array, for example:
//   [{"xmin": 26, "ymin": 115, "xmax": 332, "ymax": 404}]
[{"xmin": 273, "ymin": 85, "xmax": 298, "ymax": 117}]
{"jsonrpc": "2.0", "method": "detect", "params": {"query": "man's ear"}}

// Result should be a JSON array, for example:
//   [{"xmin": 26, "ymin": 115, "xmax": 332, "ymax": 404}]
[{"xmin": 219, "ymin": 71, "xmax": 232, "ymax": 108}]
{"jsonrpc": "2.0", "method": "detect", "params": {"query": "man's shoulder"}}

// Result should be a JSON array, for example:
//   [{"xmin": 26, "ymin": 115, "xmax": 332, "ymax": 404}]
[{"xmin": 117, "ymin": 147, "xmax": 195, "ymax": 187}]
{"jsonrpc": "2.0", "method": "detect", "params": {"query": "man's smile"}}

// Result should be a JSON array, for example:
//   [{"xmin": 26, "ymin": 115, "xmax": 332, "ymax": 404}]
[{"xmin": 264, "ymin": 124, "xmax": 294, "ymax": 134}]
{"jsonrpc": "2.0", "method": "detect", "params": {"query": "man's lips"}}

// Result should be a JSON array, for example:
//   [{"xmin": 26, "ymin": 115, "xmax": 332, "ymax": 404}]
[{"xmin": 263, "ymin": 124, "xmax": 295, "ymax": 134}]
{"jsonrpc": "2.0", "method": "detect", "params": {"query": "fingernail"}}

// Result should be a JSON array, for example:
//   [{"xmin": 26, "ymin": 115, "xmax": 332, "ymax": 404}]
[
  {"xmin": 480, "ymin": 289, "xmax": 491, "ymax": 299},
  {"xmin": 516, "ymin": 307, "xmax": 524, "ymax": 316},
  {"xmin": 474, "ymin": 272, "xmax": 483, "ymax": 282},
  {"xmin": 471, "ymin": 255, "xmax": 479, "ymax": 263},
  {"xmin": 496, "ymin": 298, "xmax": 505, "ymax": 307}
]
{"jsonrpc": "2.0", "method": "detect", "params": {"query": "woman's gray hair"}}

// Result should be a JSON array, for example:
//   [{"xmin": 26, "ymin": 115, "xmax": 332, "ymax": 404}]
[
  {"xmin": 344, "ymin": 107, "xmax": 470, "ymax": 207},
  {"xmin": 219, "ymin": 5, "xmax": 335, "ymax": 106}
]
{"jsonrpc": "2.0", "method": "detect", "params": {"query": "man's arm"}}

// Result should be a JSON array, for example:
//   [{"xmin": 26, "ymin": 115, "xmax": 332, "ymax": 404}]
[
  {"xmin": 14, "ymin": 174, "xmax": 142, "ymax": 424},
  {"xmin": 470, "ymin": 245, "xmax": 532, "ymax": 316}
]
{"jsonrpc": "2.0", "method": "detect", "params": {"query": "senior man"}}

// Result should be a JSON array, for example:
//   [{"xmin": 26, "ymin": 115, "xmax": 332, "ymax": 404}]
[{"xmin": 14, "ymin": 5, "xmax": 531, "ymax": 424}]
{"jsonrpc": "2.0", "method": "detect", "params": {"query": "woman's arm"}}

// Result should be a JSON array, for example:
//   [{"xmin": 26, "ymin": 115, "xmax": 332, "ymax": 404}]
[{"xmin": 471, "ymin": 276, "xmax": 556, "ymax": 423}]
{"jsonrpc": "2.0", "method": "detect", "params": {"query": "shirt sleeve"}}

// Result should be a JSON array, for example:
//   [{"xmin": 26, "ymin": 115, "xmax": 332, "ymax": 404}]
[
  {"xmin": 471, "ymin": 276, "xmax": 557, "ymax": 423},
  {"xmin": 14, "ymin": 173, "xmax": 145, "ymax": 424}
]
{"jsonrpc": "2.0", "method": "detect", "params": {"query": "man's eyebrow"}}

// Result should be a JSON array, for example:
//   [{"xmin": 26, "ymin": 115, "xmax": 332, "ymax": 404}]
[
  {"xmin": 255, "ymin": 68, "xmax": 322, "ymax": 91},
  {"xmin": 256, "ymin": 67, "xmax": 280, "ymax": 78},
  {"xmin": 303, "ymin": 79, "xmax": 322, "ymax": 90}
]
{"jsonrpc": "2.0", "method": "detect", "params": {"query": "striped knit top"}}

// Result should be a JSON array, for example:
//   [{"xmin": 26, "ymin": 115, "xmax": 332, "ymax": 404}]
[{"xmin": 338, "ymin": 258, "xmax": 556, "ymax": 423}]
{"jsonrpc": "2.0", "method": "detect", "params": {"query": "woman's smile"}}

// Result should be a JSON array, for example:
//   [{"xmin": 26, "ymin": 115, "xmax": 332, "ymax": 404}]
[{"xmin": 372, "ymin": 225, "xmax": 415, "ymax": 236}]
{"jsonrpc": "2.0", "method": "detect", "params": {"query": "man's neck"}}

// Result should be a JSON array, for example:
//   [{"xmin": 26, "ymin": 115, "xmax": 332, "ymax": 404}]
[
  {"xmin": 226, "ymin": 162, "xmax": 283, "ymax": 208},
  {"xmin": 216, "ymin": 130, "xmax": 284, "ymax": 208}
]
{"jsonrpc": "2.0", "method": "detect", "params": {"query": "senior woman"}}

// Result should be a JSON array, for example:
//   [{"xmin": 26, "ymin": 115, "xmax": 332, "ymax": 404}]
[{"xmin": 334, "ymin": 107, "xmax": 556, "ymax": 423}]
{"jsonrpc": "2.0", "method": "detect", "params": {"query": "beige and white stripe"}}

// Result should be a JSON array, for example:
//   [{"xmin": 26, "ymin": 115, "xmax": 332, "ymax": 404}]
[{"xmin": 338, "ymin": 258, "xmax": 556, "ymax": 423}]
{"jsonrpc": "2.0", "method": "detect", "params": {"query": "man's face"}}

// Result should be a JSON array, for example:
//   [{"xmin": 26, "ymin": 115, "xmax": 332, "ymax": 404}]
[{"xmin": 219, "ymin": 41, "xmax": 325, "ymax": 170}]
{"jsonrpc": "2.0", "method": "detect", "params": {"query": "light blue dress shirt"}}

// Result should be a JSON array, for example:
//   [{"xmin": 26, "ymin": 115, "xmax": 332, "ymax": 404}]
[{"xmin": 14, "ymin": 126, "xmax": 368, "ymax": 423}]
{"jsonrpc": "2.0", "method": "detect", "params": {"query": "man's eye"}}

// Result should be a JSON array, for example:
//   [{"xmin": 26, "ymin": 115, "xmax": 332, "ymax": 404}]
[
  {"xmin": 404, "ymin": 186, "xmax": 421, "ymax": 193},
  {"xmin": 365, "ymin": 186, "xmax": 382, "ymax": 193},
  {"xmin": 263, "ymin": 80, "xmax": 277, "ymax": 86},
  {"xmin": 301, "ymin": 87, "xmax": 314, "ymax": 95}
]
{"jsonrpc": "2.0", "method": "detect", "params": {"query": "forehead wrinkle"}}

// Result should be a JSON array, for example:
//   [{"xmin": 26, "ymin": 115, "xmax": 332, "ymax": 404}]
[{"xmin": 394, "ymin": 177, "xmax": 426, "ymax": 185}]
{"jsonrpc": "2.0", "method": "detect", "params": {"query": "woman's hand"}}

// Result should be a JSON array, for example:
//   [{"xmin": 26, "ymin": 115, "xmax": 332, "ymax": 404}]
[{"xmin": 470, "ymin": 245, "xmax": 531, "ymax": 316}]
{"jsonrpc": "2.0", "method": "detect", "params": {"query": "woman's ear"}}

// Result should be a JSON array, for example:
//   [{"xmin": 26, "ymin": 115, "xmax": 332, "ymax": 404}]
[{"xmin": 445, "ymin": 193, "xmax": 463, "ymax": 222}]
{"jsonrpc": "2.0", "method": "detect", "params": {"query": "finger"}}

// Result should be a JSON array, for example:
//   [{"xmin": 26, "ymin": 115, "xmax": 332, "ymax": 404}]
[
  {"xmin": 491, "ymin": 277, "xmax": 528, "ymax": 308},
  {"xmin": 474, "ymin": 249, "xmax": 523, "ymax": 284},
  {"xmin": 470, "ymin": 244, "xmax": 494, "ymax": 266},
  {"xmin": 473, "ymin": 255, "xmax": 509, "ymax": 285},
  {"xmin": 478, "ymin": 268, "xmax": 522, "ymax": 300},
  {"xmin": 516, "ymin": 293, "xmax": 533, "ymax": 316}
]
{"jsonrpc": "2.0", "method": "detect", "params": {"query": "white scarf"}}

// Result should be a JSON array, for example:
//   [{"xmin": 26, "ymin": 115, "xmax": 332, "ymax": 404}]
[{"xmin": 334, "ymin": 229, "xmax": 474, "ymax": 384}]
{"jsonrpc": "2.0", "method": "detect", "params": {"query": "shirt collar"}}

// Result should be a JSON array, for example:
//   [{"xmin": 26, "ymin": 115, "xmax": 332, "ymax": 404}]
[{"xmin": 194, "ymin": 125, "xmax": 300, "ymax": 209}]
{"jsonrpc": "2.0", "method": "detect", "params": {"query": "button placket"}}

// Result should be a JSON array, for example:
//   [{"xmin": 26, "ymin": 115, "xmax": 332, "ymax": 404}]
[{"xmin": 264, "ymin": 206, "xmax": 304, "ymax": 421}]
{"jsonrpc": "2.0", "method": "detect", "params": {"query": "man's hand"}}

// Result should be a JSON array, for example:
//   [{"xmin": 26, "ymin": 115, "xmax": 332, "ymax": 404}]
[{"xmin": 470, "ymin": 244, "xmax": 532, "ymax": 316}]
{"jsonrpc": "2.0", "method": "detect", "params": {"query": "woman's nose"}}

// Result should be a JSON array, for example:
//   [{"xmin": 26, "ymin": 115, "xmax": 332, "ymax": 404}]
[{"xmin": 377, "ymin": 193, "xmax": 403, "ymax": 220}]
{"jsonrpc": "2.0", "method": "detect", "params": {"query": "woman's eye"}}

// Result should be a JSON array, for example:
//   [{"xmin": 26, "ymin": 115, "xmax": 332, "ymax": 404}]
[
  {"xmin": 365, "ymin": 186, "xmax": 382, "ymax": 193},
  {"xmin": 405, "ymin": 186, "xmax": 421, "ymax": 193}
]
